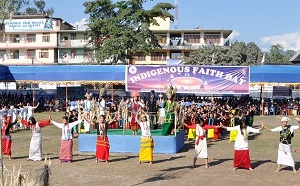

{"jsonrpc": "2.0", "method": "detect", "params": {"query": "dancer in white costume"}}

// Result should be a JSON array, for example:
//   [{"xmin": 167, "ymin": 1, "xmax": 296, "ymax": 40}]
[
  {"xmin": 83, "ymin": 92, "xmax": 93, "ymax": 133},
  {"xmin": 265, "ymin": 116, "xmax": 300, "ymax": 173},
  {"xmin": 20, "ymin": 116, "xmax": 51, "ymax": 161}
]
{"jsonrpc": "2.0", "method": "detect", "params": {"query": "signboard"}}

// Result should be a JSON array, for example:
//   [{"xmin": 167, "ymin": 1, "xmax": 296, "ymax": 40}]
[
  {"xmin": 273, "ymin": 86, "xmax": 292, "ymax": 97},
  {"xmin": 57, "ymin": 87, "xmax": 85, "ymax": 99},
  {"xmin": 4, "ymin": 18, "xmax": 53, "ymax": 31},
  {"xmin": 126, "ymin": 65, "xmax": 250, "ymax": 94}
]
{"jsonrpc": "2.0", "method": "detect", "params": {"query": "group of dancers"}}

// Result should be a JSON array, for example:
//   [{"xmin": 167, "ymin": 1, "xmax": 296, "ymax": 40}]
[
  {"xmin": 1, "ymin": 88, "xmax": 300, "ymax": 173},
  {"xmin": 192, "ymin": 113, "xmax": 300, "ymax": 173}
]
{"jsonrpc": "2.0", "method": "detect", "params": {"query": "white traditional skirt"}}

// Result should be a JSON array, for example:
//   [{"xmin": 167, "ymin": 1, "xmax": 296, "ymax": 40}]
[
  {"xmin": 194, "ymin": 138, "xmax": 208, "ymax": 159},
  {"xmin": 29, "ymin": 132, "xmax": 42, "ymax": 161},
  {"xmin": 277, "ymin": 143, "xmax": 295, "ymax": 167}
]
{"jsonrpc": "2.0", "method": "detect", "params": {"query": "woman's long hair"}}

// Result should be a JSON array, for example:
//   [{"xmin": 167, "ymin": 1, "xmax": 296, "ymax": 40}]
[
  {"xmin": 28, "ymin": 116, "xmax": 36, "ymax": 125},
  {"xmin": 239, "ymin": 117, "xmax": 246, "ymax": 135}
]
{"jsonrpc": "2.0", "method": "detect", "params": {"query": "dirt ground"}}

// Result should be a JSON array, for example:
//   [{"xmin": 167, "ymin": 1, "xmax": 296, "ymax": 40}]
[{"xmin": 3, "ymin": 113, "xmax": 300, "ymax": 186}]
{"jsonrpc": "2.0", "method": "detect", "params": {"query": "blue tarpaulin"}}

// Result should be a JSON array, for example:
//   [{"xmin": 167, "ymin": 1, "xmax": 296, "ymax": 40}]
[
  {"xmin": 250, "ymin": 65, "xmax": 300, "ymax": 83},
  {"xmin": 0, "ymin": 65, "xmax": 125, "ymax": 83},
  {"xmin": 0, "ymin": 65, "xmax": 300, "ymax": 84}
]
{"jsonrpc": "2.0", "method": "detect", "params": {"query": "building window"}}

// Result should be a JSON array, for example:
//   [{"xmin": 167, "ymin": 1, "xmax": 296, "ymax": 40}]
[
  {"xmin": 156, "ymin": 34, "xmax": 167, "ymax": 44},
  {"xmin": 27, "ymin": 34, "xmax": 36, "ymax": 43},
  {"xmin": 171, "ymin": 52, "xmax": 181, "ymax": 59},
  {"xmin": 11, "ymin": 34, "xmax": 20, "ymax": 43},
  {"xmin": 84, "ymin": 33, "xmax": 89, "ymax": 41},
  {"xmin": 184, "ymin": 35, "xmax": 200, "ymax": 43},
  {"xmin": 42, "ymin": 33, "xmax": 50, "ymax": 42},
  {"xmin": 71, "ymin": 33, "xmax": 76, "ymax": 40},
  {"xmin": 10, "ymin": 50, "xmax": 19, "ymax": 59},
  {"xmin": 204, "ymin": 35, "xmax": 220, "ymax": 44},
  {"xmin": 151, "ymin": 52, "xmax": 167, "ymax": 61},
  {"xmin": 132, "ymin": 53, "xmax": 146, "ymax": 61},
  {"xmin": 27, "ymin": 49, "xmax": 35, "ymax": 58},
  {"xmin": 39, "ymin": 50, "xmax": 49, "ymax": 58},
  {"xmin": 0, "ymin": 50, "xmax": 6, "ymax": 58}
]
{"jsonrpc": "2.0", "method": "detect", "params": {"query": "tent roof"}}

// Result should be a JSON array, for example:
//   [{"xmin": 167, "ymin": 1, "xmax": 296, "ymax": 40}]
[
  {"xmin": 0, "ymin": 65, "xmax": 125, "ymax": 83},
  {"xmin": 250, "ymin": 65, "xmax": 300, "ymax": 84},
  {"xmin": 1, "ymin": 65, "xmax": 300, "ymax": 84}
]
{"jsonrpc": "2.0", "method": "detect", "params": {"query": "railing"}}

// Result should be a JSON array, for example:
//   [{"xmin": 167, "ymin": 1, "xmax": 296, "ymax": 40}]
[
  {"xmin": 160, "ymin": 44, "xmax": 203, "ymax": 50},
  {"xmin": 0, "ymin": 37, "xmax": 37, "ymax": 43},
  {"xmin": 59, "ymin": 40, "xmax": 90, "ymax": 47},
  {"xmin": 58, "ymin": 57, "xmax": 95, "ymax": 64}
]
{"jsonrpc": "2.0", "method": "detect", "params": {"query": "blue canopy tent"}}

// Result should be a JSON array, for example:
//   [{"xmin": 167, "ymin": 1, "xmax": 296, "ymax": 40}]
[
  {"xmin": 250, "ymin": 65, "xmax": 300, "ymax": 84},
  {"xmin": 2, "ymin": 65, "xmax": 125, "ymax": 83},
  {"xmin": 1, "ymin": 65, "xmax": 300, "ymax": 84}
]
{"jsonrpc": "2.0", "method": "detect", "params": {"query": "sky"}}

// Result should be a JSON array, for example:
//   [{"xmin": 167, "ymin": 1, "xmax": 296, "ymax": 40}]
[{"xmin": 43, "ymin": 0, "xmax": 300, "ymax": 52}]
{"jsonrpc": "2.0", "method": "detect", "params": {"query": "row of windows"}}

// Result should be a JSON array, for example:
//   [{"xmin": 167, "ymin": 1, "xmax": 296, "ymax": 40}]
[
  {"xmin": 0, "ymin": 33, "xmax": 51, "ymax": 43},
  {"xmin": 155, "ymin": 35, "xmax": 221, "ymax": 44},
  {"xmin": 132, "ymin": 52, "xmax": 190, "ymax": 61},
  {"xmin": 0, "ymin": 49, "xmax": 93, "ymax": 59},
  {"xmin": 0, "ymin": 33, "xmax": 89, "ymax": 43},
  {"xmin": 0, "ymin": 50, "xmax": 49, "ymax": 59}
]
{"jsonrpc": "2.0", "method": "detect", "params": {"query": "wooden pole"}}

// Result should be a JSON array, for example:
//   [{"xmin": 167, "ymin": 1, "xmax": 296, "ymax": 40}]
[
  {"xmin": 111, "ymin": 83, "xmax": 114, "ymax": 100},
  {"xmin": 32, "ymin": 83, "xmax": 35, "ymax": 107},
  {"xmin": 66, "ymin": 83, "xmax": 68, "ymax": 111},
  {"xmin": 261, "ymin": 84, "xmax": 265, "ymax": 116}
]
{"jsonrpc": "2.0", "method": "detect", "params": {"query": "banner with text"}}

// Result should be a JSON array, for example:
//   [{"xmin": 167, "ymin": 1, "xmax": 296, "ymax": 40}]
[
  {"xmin": 4, "ymin": 18, "xmax": 53, "ymax": 31},
  {"xmin": 126, "ymin": 65, "xmax": 250, "ymax": 94}
]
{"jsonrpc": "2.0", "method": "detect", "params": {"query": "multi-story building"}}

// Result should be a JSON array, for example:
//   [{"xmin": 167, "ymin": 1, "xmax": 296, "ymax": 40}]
[
  {"xmin": 0, "ymin": 15, "xmax": 233, "ymax": 91},
  {"xmin": 0, "ymin": 15, "xmax": 93, "ymax": 65},
  {"xmin": 130, "ymin": 17, "xmax": 232, "ymax": 65},
  {"xmin": 0, "ymin": 16, "xmax": 232, "ymax": 66}
]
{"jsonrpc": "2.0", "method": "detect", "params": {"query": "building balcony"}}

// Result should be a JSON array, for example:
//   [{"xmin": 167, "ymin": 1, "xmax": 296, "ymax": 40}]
[
  {"xmin": 58, "ymin": 40, "xmax": 91, "ymax": 48},
  {"xmin": 0, "ymin": 37, "xmax": 57, "ymax": 49},
  {"xmin": 0, "ymin": 58, "xmax": 55, "ymax": 65},
  {"xmin": 160, "ymin": 44, "xmax": 203, "ymax": 50},
  {"xmin": 57, "ymin": 57, "xmax": 95, "ymax": 64}
]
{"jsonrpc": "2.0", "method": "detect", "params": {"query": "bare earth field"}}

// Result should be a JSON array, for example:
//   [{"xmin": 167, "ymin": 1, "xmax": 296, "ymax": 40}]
[{"xmin": 3, "ymin": 112, "xmax": 300, "ymax": 186}]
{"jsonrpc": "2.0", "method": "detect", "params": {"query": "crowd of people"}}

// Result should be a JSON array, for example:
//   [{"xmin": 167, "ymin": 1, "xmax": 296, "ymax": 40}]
[{"xmin": 1, "ymin": 89, "xmax": 300, "ymax": 173}]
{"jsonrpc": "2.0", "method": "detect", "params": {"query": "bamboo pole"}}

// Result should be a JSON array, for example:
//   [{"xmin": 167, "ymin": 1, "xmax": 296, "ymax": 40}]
[
  {"xmin": 32, "ymin": 83, "xmax": 35, "ymax": 107},
  {"xmin": 66, "ymin": 83, "xmax": 68, "ymax": 111},
  {"xmin": 261, "ymin": 84, "xmax": 265, "ymax": 116},
  {"xmin": 111, "ymin": 83, "xmax": 114, "ymax": 100}
]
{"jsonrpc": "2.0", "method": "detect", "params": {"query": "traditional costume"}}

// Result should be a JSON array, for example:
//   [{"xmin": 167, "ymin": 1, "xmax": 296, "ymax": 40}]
[
  {"xmin": 136, "ymin": 114, "xmax": 154, "ymax": 163},
  {"xmin": 83, "ymin": 92, "xmax": 93, "ymax": 133},
  {"xmin": 129, "ymin": 91, "xmax": 144, "ymax": 135},
  {"xmin": 95, "ymin": 121, "xmax": 110, "ymax": 162},
  {"xmin": 194, "ymin": 124, "xmax": 216, "ymax": 159},
  {"xmin": 52, "ymin": 119, "xmax": 82, "ymax": 162},
  {"xmin": 270, "ymin": 117, "xmax": 299, "ymax": 168},
  {"xmin": 26, "ymin": 103, "xmax": 39, "ymax": 121},
  {"xmin": 20, "ymin": 118, "xmax": 51, "ymax": 161},
  {"xmin": 162, "ymin": 85, "xmax": 177, "ymax": 136},
  {"xmin": 226, "ymin": 125, "xmax": 260, "ymax": 170},
  {"xmin": 1, "ymin": 113, "xmax": 13, "ymax": 158}
]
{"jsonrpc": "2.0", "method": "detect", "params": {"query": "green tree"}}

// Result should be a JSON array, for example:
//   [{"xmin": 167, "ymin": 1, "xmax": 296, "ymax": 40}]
[
  {"xmin": 245, "ymin": 42, "xmax": 263, "ymax": 65},
  {"xmin": 25, "ymin": 0, "xmax": 54, "ymax": 16},
  {"xmin": 83, "ymin": 0, "xmax": 174, "ymax": 64},
  {"xmin": 284, "ymin": 49, "xmax": 296, "ymax": 63},
  {"xmin": 227, "ymin": 41, "xmax": 247, "ymax": 66},
  {"xmin": 184, "ymin": 46, "xmax": 230, "ymax": 66},
  {"xmin": 265, "ymin": 44, "xmax": 285, "ymax": 64}
]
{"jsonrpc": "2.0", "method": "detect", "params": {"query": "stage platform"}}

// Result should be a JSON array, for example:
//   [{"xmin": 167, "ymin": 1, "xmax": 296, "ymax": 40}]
[{"xmin": 78, "ymin": 129, "xmax": 185, "ymax": 154}]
